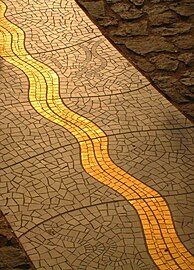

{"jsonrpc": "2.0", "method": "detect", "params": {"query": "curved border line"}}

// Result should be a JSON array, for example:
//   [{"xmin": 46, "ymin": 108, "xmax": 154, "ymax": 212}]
[{"xmin": 0, "ymin": 2, "xmax": 194, "ymax": 269}]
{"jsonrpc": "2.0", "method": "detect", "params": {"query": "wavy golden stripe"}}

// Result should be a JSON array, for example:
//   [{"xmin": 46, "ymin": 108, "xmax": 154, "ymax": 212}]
[{"xmin": 0, "ymin": 1, "xmax": 193, "ymax": 269}]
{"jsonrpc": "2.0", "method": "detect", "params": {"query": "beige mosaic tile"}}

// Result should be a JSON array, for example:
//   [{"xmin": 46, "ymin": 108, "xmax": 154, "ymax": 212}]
[{"xmin": 0, "ymin": 0, "xmax": 193, "ymax": 269}]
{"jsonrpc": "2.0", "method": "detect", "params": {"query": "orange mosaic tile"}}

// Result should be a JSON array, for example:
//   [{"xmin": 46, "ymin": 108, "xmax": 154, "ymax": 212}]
[{"xmin": 0, "ymin": 0, "xmax": 194, "ymax": 269}]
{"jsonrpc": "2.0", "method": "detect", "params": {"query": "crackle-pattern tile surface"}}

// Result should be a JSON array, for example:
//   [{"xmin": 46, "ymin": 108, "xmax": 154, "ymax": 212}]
[{"xmin": 0, "ymin": 0, "xmax": 194, "ymax": 269}]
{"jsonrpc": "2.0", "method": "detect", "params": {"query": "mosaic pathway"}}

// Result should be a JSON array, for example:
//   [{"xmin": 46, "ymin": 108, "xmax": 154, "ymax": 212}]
[{"xmin": 0, "ymin": 0, "xmax": 194, "ymax": 269}]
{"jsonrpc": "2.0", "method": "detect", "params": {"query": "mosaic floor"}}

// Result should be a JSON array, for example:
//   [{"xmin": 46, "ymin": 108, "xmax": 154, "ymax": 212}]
[{"xmin": 0, "ymin": 0, "xmax": 194, "ymax": 269}]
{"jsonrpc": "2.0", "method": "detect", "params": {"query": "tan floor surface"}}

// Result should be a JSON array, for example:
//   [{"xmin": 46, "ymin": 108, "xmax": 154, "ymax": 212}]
[{"xmin": 0, "ymin": 0, "xmax": 194, "ymax": 269}]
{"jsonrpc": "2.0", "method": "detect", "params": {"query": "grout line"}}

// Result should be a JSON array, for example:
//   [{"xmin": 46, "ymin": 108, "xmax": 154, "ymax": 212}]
[
  {"xmin": 1, "ymin": 83, "xmax": 152, "ymax": 108},
  {"xmin": 1, "ymin": 124, "xmax": 194, "ymax": 171},
  {"xmin": 16, "ymin": 190, "xmax": 194, "ymax": 238},
  {"xmin": 18, "ymin": 199, "xmax": 126, "ymax": 238},
  {"xmin": 2, "ymin": 4, "xmax": 82, "ymax": 18},
  {"xmin": 0, "ymin": 35, "xmax": 102, "ymax": 58}
]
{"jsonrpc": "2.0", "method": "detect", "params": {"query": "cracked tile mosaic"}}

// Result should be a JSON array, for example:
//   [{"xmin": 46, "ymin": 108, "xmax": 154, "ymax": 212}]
[
  {"xmin": 20, "ymin": 201, "xmax": 158, "ymax": 270},
  {"xmin": 108, "ymin": 129, "xmax": 194, "ymax": 197},
  {"xmin": 0, "ymin": 0, "xmax": 194, "ymax": 269},
  {"xmin": 0, "ymin": 144, "xmax": 124, "ymax": 235},
  {"xmin": 165, "ymin": 193, "xmax": 194, "ymax": 255},
  {"xmin": 3, "ymin": 4, "xmax": 102, "ymax": 54},
  {"xmin": 27, "ymin": 40, "xmax": 153, "ymax": 97},
  {"xmin": 0, "ymin": 58, "xmax": 30, "ymax": 105},
  {"xmin": 0, "ymin": 102, "xmax": 76, "ymax": 168}
]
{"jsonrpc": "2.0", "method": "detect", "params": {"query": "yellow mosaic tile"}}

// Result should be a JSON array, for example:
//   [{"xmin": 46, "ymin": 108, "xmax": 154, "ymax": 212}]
[{"xmin": 0, "ymin": 1, "xmax": 193, "ymax": 269}]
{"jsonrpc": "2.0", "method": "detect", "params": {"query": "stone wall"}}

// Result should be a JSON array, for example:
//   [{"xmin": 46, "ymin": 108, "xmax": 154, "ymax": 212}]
[
  {"xmin": 76, "ymin": 0, "xmax": 194, "ymax": 121},
  {"xmin": 0, "ymin": 212, "xmax": 34, "ymax": 270}
]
